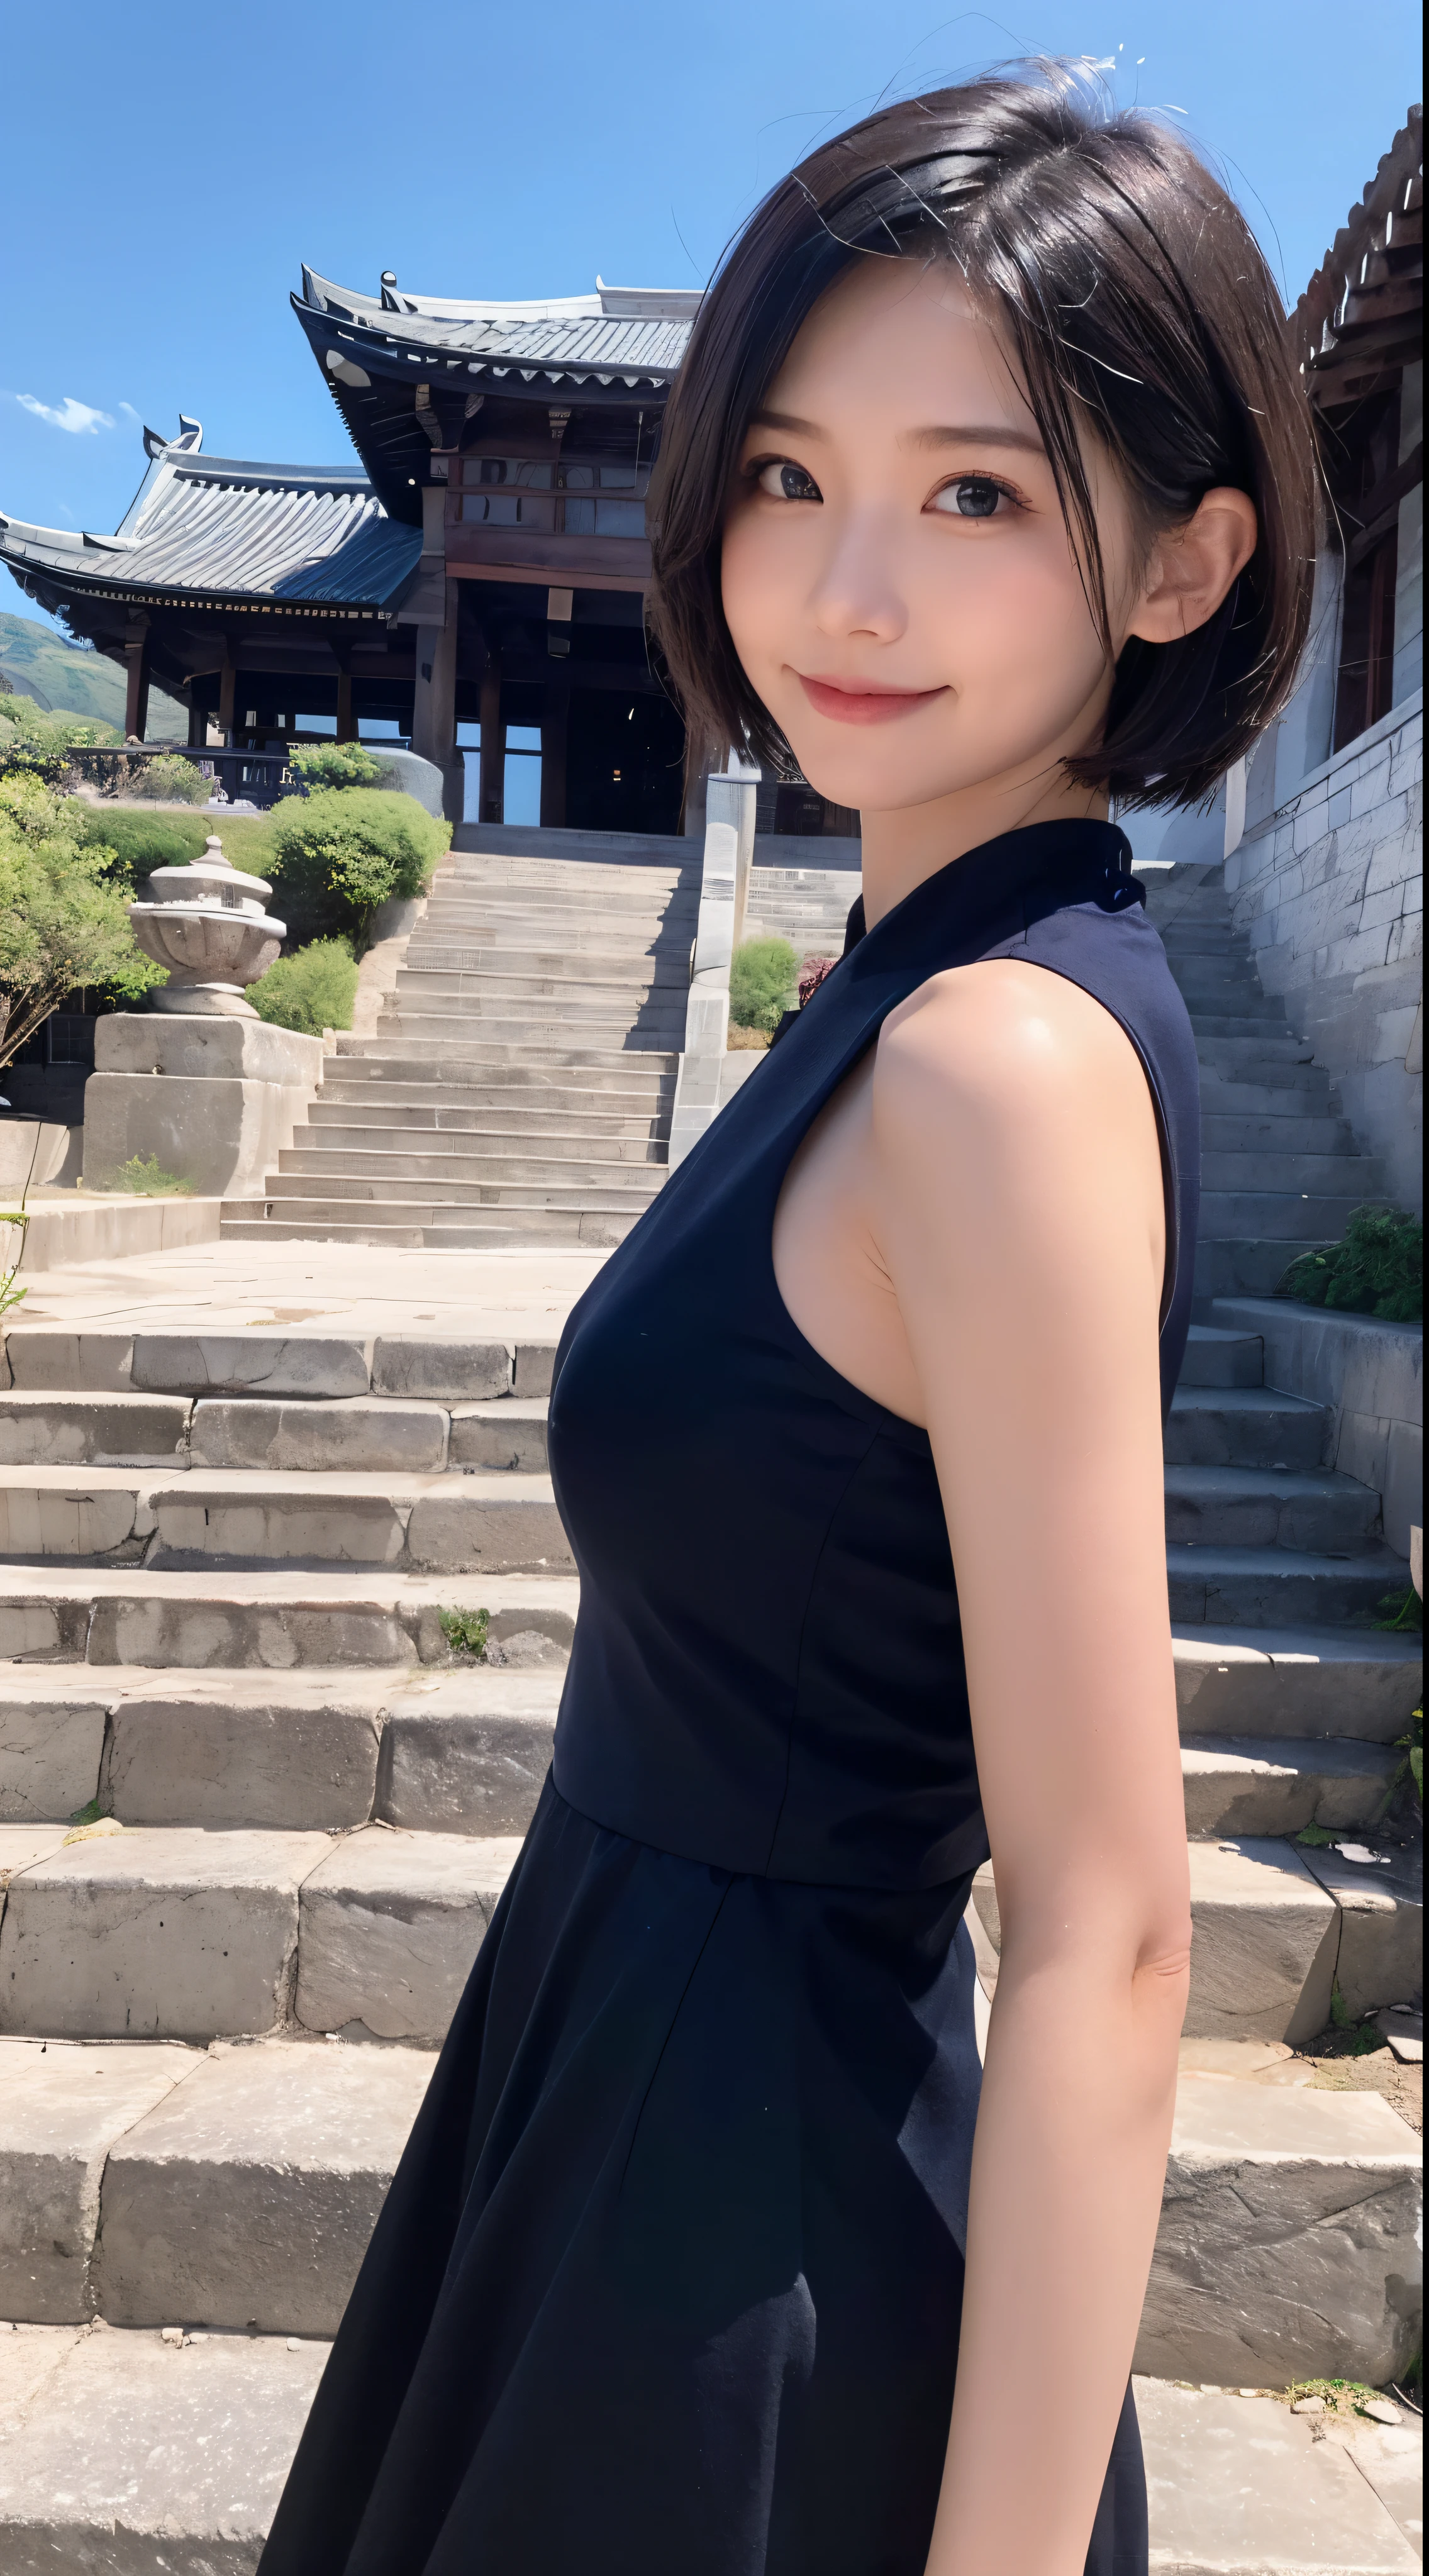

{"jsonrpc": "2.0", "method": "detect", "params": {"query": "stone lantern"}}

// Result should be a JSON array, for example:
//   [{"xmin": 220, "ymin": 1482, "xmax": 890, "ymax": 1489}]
[
  {"xmin": 83, "ymin": 836, "xmax": 326, "ymax": 1200},
  {"xmin": 129, "ymin": 835, "xmax": 285, "ymax": 1018}
]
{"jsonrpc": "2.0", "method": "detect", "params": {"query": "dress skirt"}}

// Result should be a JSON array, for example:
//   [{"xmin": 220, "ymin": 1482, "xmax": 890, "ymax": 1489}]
[{"xmin": 259, "ymin": 1775, "xmax": 1147, "ymax": 2576}]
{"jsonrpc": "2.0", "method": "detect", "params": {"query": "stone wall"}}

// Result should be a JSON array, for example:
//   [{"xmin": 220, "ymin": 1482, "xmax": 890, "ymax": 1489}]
[{"xmin": 1225, "ymin": 692, "xmax": 1423, "ymax": 1213}]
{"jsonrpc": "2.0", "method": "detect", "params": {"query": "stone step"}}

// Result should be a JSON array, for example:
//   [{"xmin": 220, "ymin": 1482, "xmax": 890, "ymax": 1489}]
[
  {"xmin": 0, "ymin": 1565, "xmax": 579, "ymax": 1668},
  {"xmin": 1200, "ymin": 1113, "xmax": 1360, "ymax": 1155},
  {"xmin": 221, "ymin": 1210, "xmax": 643, "ymax": 1249},
  {"xmin": 371, "ymin": 1014, "xmax": 665, "ymax": 1048},
  {"xmin": 1, "ymin": 1638, "xmax": 1415, "ymax": 1838},
  {"xmin": 1164, "ymin": 1387, "xmax": 1328, "ymax": 1469},
  {"xmin": 1, "ymin": 2042, "xmax": 1417, "ymax": 2388},
  {"xmin": 387, "ymin": 975, "xmax": 688, "ymax": 1018},
  {"xmin": 0, "ymin": 1662, "xmax": 562, "ymax": 1834},
  {"xmin": 1193, "ymin": 1238, "xmax": 1332, "ymax": 1301},
  {"xmin": 1164, "ymin": 1464, "xmax": 1381, "ymax": 1552},
  {"xmin": 323, "ymin": 1063, "xmax": 676, "ymax": 1100},
  {"xmin": 277, "ymin": 1141, "xmax": 667, "ymax": 1182},
  {"xmin": 1201, "ymin": 1151, "xmax": 1386, "ymax": 1193},
  {"xmin": 0, "ymin": 1465, "xmax": 574, "ymax": 1575},
  {"xmin": 1179, "ymin": 1735, "xmax": 1399, "ymax": 1836},
  {"xmin": 3, "ymin": 1328, "xmax": 559, "ymax": 1402},
  {"xmin": 0, "ymin": 2339, "xmax": 1415, "ymax": 2576},
  {"xmin": 398, "ymin": 952, "xmax": 692, "ymax": 989},
  {"xmin": 1198, "ymin": 1192, "xmax": 1372, "ymax": 1242},
  {"xmin": 336, "ymin": 1035, "xmax": 679, "ymax": 1070},
  {"xmin": 973, "ymin": 1833, "xmax": 1421, "ymax": 2040},
  {"xmin": 0, "ymin": 1821, "xmax": 520, "ymax": 2045},
  {"xmin": 1135, "ymin": 2379, "xmax": 1421, "ymax": 2572},
  {"xmin": 248, "ymin": 1182, "xmax": 660, "ymax": 1219},
  {"xmin": 306, "ymin": 1100, "xmax": 669, "ymax": 1139},
  {"xmin": 1167, "ymin": 1541, "xmax": 1411, "ymax": 1626},
  {"xmin": 1176, "ymin": 1325, "xmax": 1265, "ymax": 1389},
  {"xmin": 1170, "ymin": 1625, "xmax": 1421, "ymax": 1744},
  {"xmin": 1199, "ymin": 1072, "xmax": 1337, "ymax": 1113}
]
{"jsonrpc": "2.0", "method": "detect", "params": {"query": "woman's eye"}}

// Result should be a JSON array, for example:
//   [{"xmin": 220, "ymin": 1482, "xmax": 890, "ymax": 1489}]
[
  {"xmin": 931, "ymin": 475, "xmax": 1011, "ymax": 519},
  {"xmin": 755, "ymin": 458, "xmax": 821, "ymax": 502}
]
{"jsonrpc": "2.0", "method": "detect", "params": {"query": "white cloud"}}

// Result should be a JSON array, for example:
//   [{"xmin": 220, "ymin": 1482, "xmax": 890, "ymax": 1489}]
[
  {"xmin": 119, "ymin": 401, "xmax": 140, "ymax": 419},
  {"xmin": 14, "ymin": 394, "xmax": 115, "ymax": 435}
]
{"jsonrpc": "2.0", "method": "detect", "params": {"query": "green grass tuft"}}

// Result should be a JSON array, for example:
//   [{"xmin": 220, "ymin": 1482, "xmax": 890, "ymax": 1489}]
[{"xmin": 439, "ymin": 1606, "xmax": 490, "ymax": 1658}]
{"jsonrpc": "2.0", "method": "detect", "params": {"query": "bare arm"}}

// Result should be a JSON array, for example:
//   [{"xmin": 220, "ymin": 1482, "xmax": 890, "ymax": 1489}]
[{"xmin": 869, "ymin": 960, "xmax": 1191, "ymax": 2576}]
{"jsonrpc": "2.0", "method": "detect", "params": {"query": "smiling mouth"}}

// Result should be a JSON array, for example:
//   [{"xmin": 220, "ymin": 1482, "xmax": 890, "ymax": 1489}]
[{"xmin": 796, "ymin": 673, "xmax": 948, "ymax": 725}]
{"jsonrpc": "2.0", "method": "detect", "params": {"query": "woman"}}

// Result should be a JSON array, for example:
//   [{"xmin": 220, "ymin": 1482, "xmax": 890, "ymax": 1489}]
[{"xmin": 261, "ymin": 65, "xmax": 1316, "ymax": 2576}]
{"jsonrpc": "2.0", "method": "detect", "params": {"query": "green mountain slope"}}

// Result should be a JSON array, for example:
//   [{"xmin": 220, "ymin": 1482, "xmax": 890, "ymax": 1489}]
[{"xmin": 0, "ymin": 608, "xmax": 187, "ymax": 736}]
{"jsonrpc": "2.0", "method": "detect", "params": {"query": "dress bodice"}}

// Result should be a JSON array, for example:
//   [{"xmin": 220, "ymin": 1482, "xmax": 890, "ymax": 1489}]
[{"xmin": 548, "ymin": 819, "xmax": 1199, "ymax": 1892}]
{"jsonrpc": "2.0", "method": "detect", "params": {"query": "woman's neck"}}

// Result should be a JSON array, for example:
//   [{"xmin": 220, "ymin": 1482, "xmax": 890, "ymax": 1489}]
[{"xmin": 858, "ymin": 767, "xmax": 1109, "ymax": 928}]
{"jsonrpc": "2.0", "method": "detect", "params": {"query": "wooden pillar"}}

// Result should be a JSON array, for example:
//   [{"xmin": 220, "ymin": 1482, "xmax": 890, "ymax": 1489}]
[
  {"xmin": 540, "ymin": 677, "xmax": 569, "ymax": 828},
  {"xmin": 335, "ymin": 667, "xmax": 355, "ymax": 743},
  {"xmin": 218, "ymin": 654, "xmax": 236, "ymax": 743},
  {"xmin": 123, "ymin": 623, "xmax": 150, "ymax": 741},
  {"xmin": 411, "ymin": 580, "xmax": 460, "ymax": 814},
  {"xmin": 478, "ymin": 657, "xmax": 505, "ymax": 824},
  {"xmin": 187, "ymin": 695, "xmax": 205, "ymax": 748}
]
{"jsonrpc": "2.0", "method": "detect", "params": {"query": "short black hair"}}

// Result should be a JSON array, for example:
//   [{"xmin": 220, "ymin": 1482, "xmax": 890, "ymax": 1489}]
[{"xmin": 648, "ymin": 62, "xmax": 1320, "ymax": 810}]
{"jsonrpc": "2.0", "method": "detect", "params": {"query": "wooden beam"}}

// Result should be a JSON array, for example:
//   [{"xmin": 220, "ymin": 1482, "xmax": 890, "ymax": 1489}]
[
  {"xmin": 540, "ymin": 677, "xmax": 569, "ymax": 829},
  {"xmin": 335, "ymin": 669, "xmax": 355, "ymax": 741},
  {"xmin": 447, "ymin": 559, "xmax": 648, "ymax": 597},
  {"xmin": 478, "ymin": 657, "xmax": 504, "ymax": 825},
  {"xmin": 123, "ymin": 626, "xmax": 150, "ymax": 741}
]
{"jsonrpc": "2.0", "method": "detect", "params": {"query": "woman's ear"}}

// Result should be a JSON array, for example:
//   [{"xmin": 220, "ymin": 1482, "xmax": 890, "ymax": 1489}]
[{"xmin": 1125, "ymin": 487, "xmax": 1258, "ymax": 646}]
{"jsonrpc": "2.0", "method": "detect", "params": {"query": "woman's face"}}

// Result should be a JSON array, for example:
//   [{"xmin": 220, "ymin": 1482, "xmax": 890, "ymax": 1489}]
[{"xmin": 720, "ymin": 257, "xmax": 1143, "ymax": 818}]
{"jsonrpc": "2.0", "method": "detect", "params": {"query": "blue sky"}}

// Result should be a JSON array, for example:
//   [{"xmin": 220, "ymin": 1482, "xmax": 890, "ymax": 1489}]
[{"xmin": 3, "ymin": 0, "xmax": 1420, "ymax": 629}]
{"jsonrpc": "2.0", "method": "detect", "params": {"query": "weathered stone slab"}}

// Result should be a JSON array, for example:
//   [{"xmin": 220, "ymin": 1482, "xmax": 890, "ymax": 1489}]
[
  {"xmin": 370, "ymin": 1336, "xmax": 511, "ymax": 1399},
  {"xmin": 404, "ymin": 1480, "xmax": 572, "ymax": 1574},
  {"xmin": 189, "ymin": 1396, "xmax": 447, "ymax": 1474},
  {"xmin": 1135, "ymin": 2379, "xmax": 1420, "ymax": 2573},
  {"xmin": 0, "ymin": 2040, "xmax": 198, "ymax": 2321},
  {"xmin": 0, "ymin": 2323, "xmax": 329, "ymax": 2571},
  {"xmin": 0, "ymin": 1689, "xmax": 106, "ymax": 1824},
  {"xmin": 131, "ymin": 1335, "xmax": 372, "ymax": 1399},
  {"xmin": 514, "ymin": 1342, "xmax": 558, "ymax": 1397},
  {"xmin": 1298, "ymin": 1843, "xmax": 1423, "ymax": 2021},
  {"xmin": 0, "ymin": 1395, "xmax": 191, "ymax": 1469},
  {"xmin": 1323, "ymin": 2419, "xmax": 1425, "ymax": 2559},
  {"xmin": 377, "ymin": 1685, "xmax": 555, "ymax": 1833},
  {"xmin": 0, "ymin": 1826, "xmax": 72, "ymax": 1886},
  {"xmin": 1137, "ymin": 2076, "xmax": 1423, "ymax": 2385},
  {"xmin": 0, "ymin": 1601, "xmax": 76, "ymax": 1663},
  {"xmin": 1184, "ymin": 1840, "xmax": 1340, "ymax": 2042},
  {"xmin": 0, "ymin": 1826, "xmax": 333, "ymax": 2040},
  {"xmin": 1, "ymin": 1331, "xmax": 135, "ymax": 1394},
  {"xmin": 1174, "ymin": 1626, "xmax": 1422, "ymax": 1742},
  {"xmin": 96, "ymin": 2041, "xmax": 434, "ymax": 2337},
  {"xmin": 1181, "ymin": 1737, "xmax": 1399, "ymax": 1838},
  {"xmin": 448, "ymin": 1400, "xmax": 549, "ymax": 1472},
  {"xmin": 95, "ymin": 1016, "xmax": 325, "ymax": 1085},
  {"xmin": 151, "ymin": 1480, "xmax": 408, "ymax": 1567},
  {"xmin": 296, "ymin": 1827, "xmax": 520, "ymax": 2044},
  {"xmin": 103, "ymin": 1688, "xmax": 382, "ymax": 1830},
  {"xmin": 0, "ymin": 1479, "xmax": 140, "ymax": 1560},
  {"xmin": 86, "ymin": 1591, "xmax": 418, "ymax": 1670}
]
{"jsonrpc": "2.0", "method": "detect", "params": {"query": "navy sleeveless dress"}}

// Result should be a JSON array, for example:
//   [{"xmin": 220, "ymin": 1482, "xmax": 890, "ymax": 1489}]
[{"xmin": 260, "ymin": 818, "xmax": 1199, "ymax": 2576}]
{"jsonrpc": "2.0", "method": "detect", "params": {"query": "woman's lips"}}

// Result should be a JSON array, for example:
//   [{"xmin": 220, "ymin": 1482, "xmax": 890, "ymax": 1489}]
[{"xmin": 796, "ymin": 672, "xmax": 947, "ymax": 725}]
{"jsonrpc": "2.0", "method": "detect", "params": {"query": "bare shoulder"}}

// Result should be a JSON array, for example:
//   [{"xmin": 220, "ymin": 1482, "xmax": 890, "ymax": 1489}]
[{"xmin": 874, "ymin": 956, "xmax": 1154, "ymax": 1146}]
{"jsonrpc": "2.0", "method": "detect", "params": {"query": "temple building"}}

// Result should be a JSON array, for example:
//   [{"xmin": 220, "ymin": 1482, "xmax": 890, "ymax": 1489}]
[{"xmin": 0, "ymin": 269, "xmax": 786, "ymax": 835}]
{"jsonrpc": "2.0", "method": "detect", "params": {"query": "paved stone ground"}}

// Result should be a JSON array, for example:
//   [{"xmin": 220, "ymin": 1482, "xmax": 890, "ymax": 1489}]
[{"xmin": 9, "ymin": 1239, "xmax": 606, "ymax": 1344}]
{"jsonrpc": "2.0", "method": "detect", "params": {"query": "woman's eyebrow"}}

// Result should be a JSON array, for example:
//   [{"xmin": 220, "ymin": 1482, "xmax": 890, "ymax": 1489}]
[
  {"xmin": 747, "ymin": 408, "xmax": 823, "ymax": 436},
  {"xmin": 906, "ymin": 424, "xmax": 1045, "ymax": 454}
]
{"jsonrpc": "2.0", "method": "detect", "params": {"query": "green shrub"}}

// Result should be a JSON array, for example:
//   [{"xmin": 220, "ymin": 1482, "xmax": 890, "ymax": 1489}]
[
  {"xmin": 76, "ymin": 806, "xmax": 277, "ymax": 882},
  {"xmin": 268, "ymin": 788, "xmax": 448, "ymax": 945},
  {"xmin": 0, "ymin": 774, "xmax": 165, "ymax": 1062},
  {"xmin": 130, "ymin": 752, "xmax": 210, "ymax": 805},
  {"xmin": 439, "ymin": 1606, "xmax": 490, "ymax": 1658},
  {"xmin": 1277, "ymin": 1207, "xmax": 1423, "ymax": 1324},
  {"xmin": 250, "ymin": 937, "xmax": 358, "ymax": 1036},
  {"xmin": 288, "ymin": 742, "xmax": 384, "ymax": 791},
  {"xmin": 104, "ymin": 1154, "xmax": 193, "ymax": 1197},
  {"xmin": 0, "ymin": 694, "xmax": 118, "ymax": 784},
  {"xmin": 729, "ymin": 936, "xmax": 798, "ymax": 1035}
]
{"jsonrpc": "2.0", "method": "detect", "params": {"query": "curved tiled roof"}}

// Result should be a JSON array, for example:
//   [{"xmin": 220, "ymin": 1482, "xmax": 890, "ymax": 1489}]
[
  {"xmin": 298, "ymin": 267, "xmax": 697, "ymax": 386},
  {"xmin": 0, "ymin": 437, "xmax": 421, "ymax": 609}
]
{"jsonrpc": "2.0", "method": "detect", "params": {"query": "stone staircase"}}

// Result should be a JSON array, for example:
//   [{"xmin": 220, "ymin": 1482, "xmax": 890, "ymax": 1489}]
[
  {"xmin": 222, "ymin": 837, "xmax": 700, "ymax": 1250},
  {"xmin": 0, "ymin": 863, "xmax": 1420, "ymax": 2569}
]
